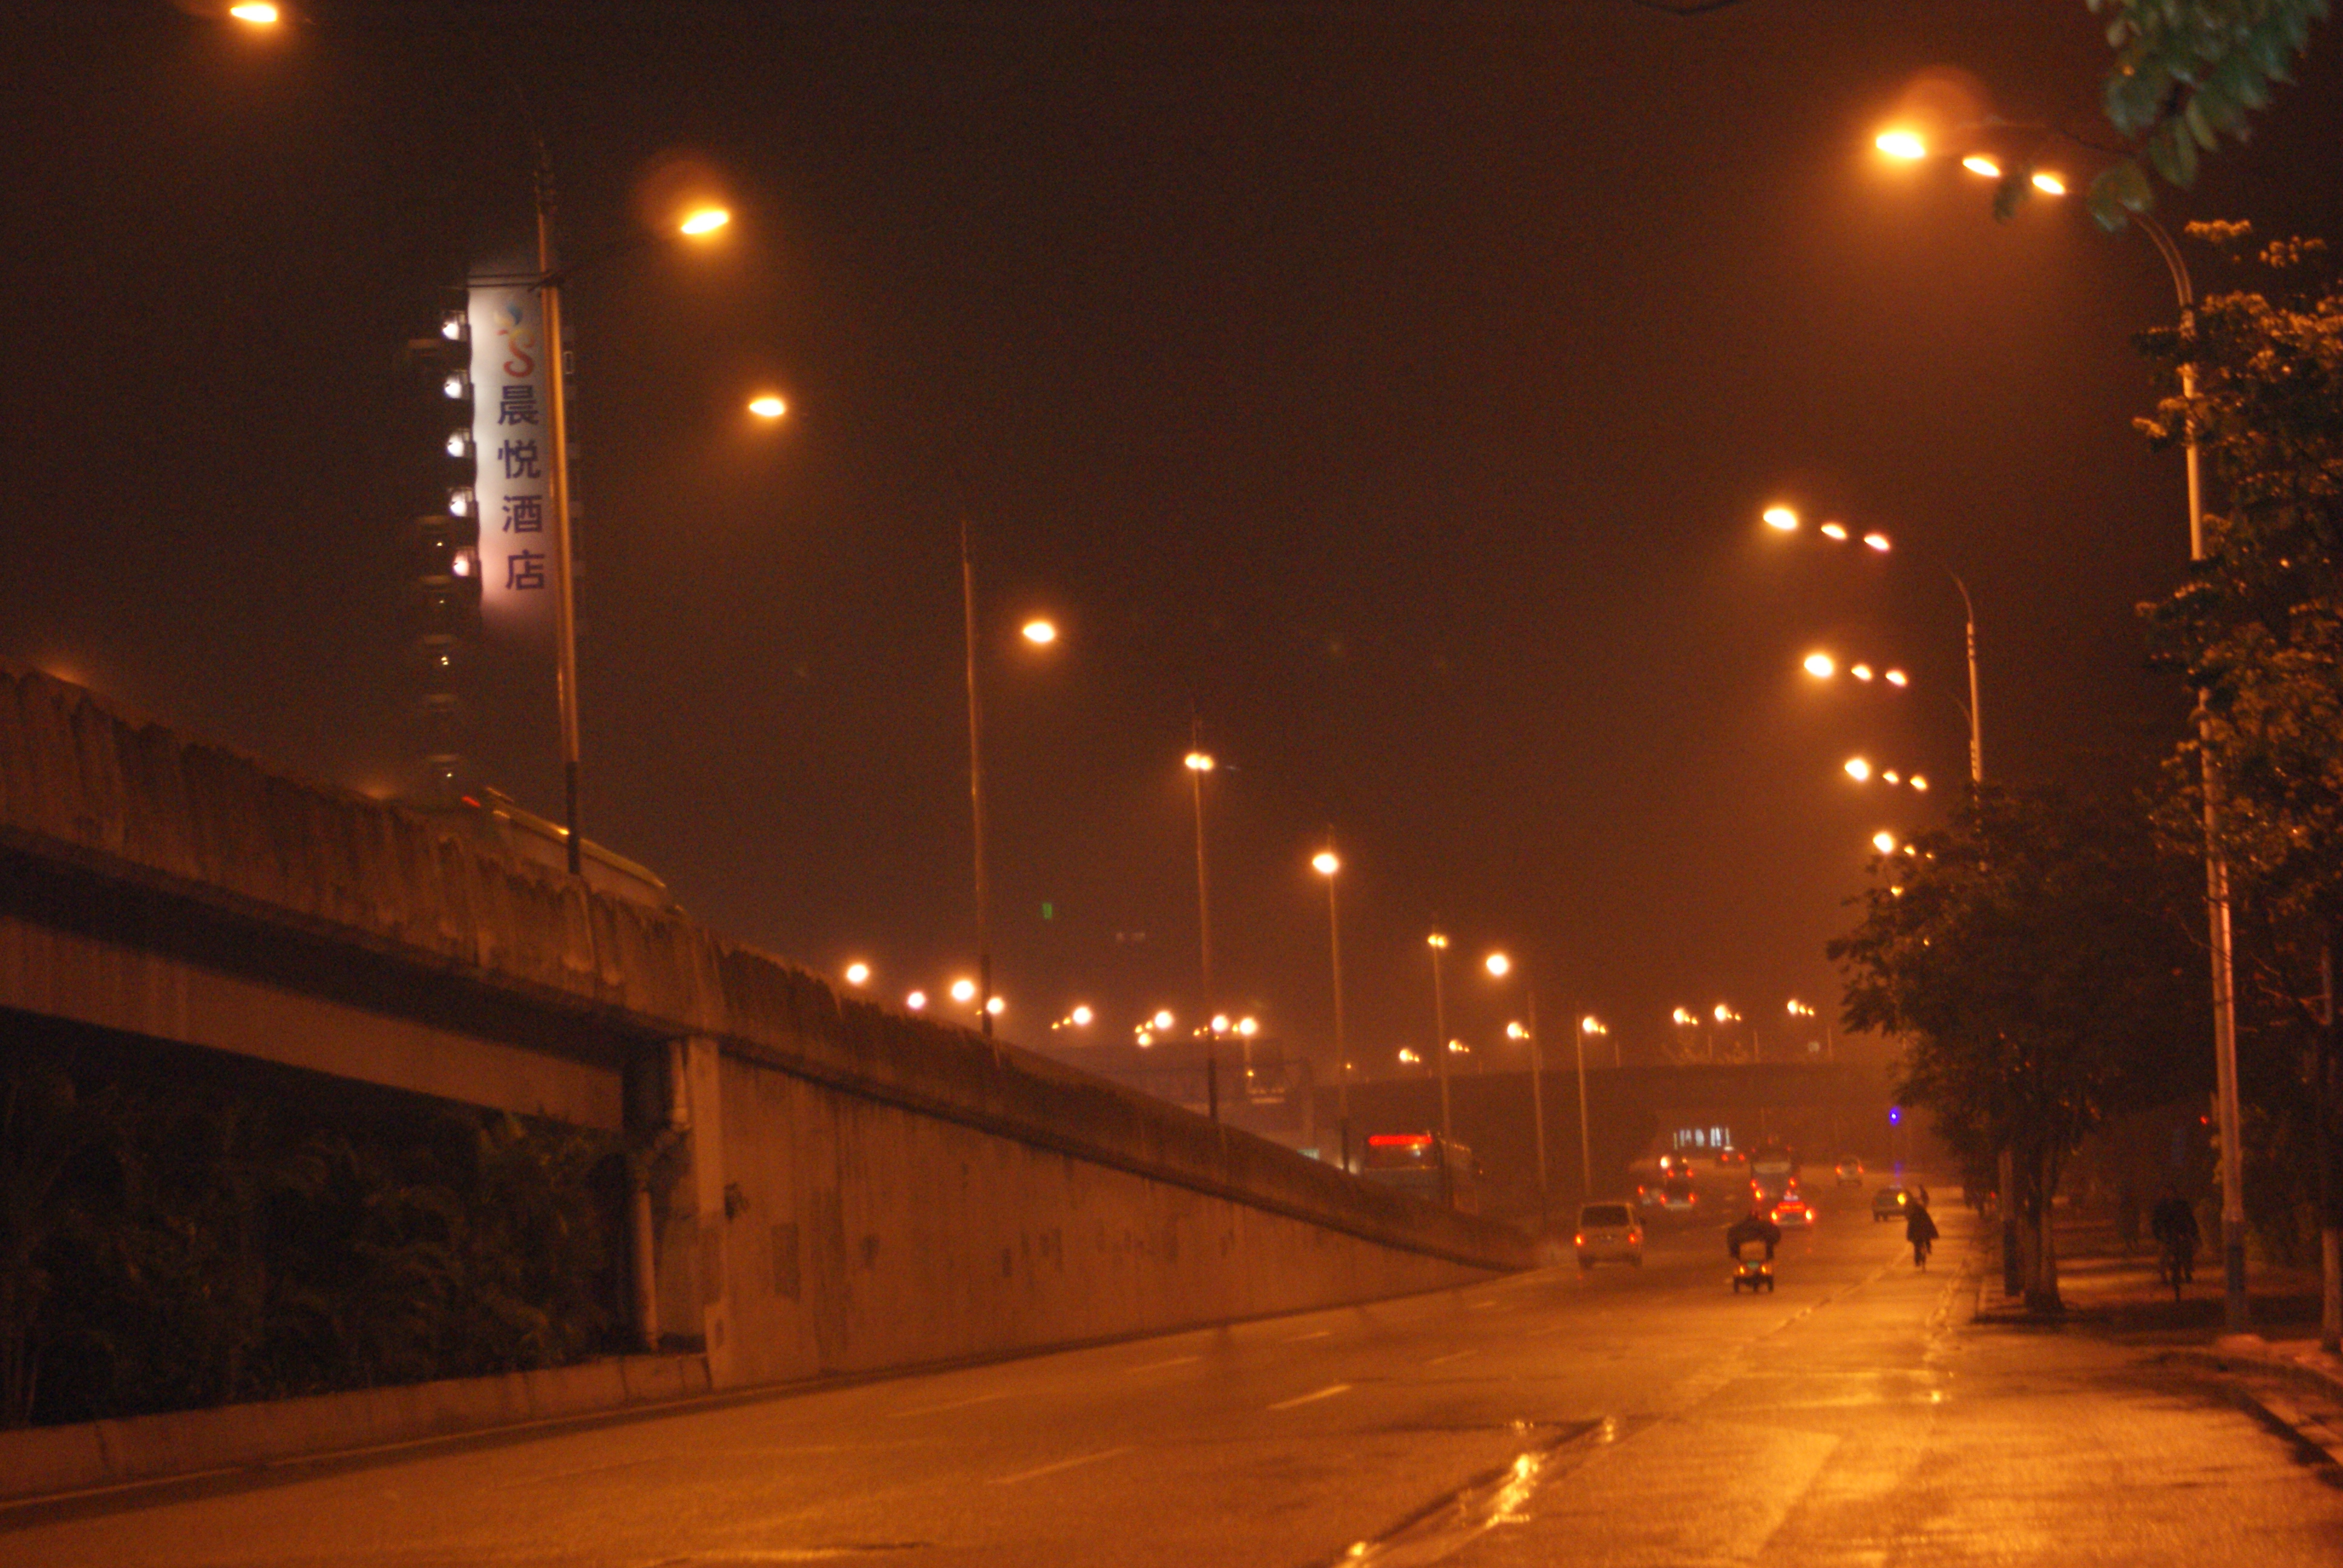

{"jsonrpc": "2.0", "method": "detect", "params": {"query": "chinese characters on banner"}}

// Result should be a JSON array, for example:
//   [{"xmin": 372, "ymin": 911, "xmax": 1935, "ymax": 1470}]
[{"xmin": 467, "ymin": 286, "xmax": 559, "ymax": 647}]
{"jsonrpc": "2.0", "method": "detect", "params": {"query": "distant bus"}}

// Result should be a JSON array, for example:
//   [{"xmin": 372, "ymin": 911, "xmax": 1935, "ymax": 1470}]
[{"xmin": 1359, "ymin": 1132, "xmax": 1480, "ymax": 1214}]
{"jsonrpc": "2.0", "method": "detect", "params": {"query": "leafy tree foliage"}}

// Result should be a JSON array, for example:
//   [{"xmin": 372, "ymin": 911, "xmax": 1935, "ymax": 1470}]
[
  {"xmin": 1, "ymin": 1032, "xmax": 626, "ymax": 1429},
  {"xmin": 1829, "ymin": 786, "xmax": 2208, "ymax": 1302},
  {"xmin": 2141, "ymin": 230, "xmax": 2343, "ymax": 919},
  {"xmin": 2138, "ymin": 226, "xmax": 2343, "ymax": 1262},
  {"xmin": 2087, "ymin": 0, "xmax": 2329, "ymax": 227}
]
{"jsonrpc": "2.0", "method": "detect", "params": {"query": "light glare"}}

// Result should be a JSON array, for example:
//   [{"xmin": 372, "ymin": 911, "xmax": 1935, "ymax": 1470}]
[
  {"xmin": 1803, "ymin": 653, "xmax": 1836, "ymax": 678},
  {"xmin": 1184, "ymin": 751, "xmax": 1214, "ymax": 771},
  {"xmin": 1851, "ymin": 664, "xmax": 1875, "ymax": 682},
  {"xmin": 949, "ymin": 978, "xmax": 977, "ymax": 1004},
  {"xmin": 1763, "ymin": 506, "xmax": 1799, "ymax": 531},
  {"xmin": 229, "ymin": 3, "xmax": 280, "ymax": 21},
  {"xmin": 1022, "ymin": 619, "xmax": 1057, "ymax": 645},
  {"xmin": 2031, "ymin": 172, "xmax": 2066, "ymax": 196},
  {"xmin": 749, "ymin": 395, "xmax": 788, "ymax": 419},
  {"xmin": 1844, "ymin": 757, "xmax": 1872, "ymax": 782},
  {"xmin": 1873, "ymin": 831, "xmax": 1898, "ymax": 854},
  {"xmin": 844, "ymin": 962, "xmax": 871, "ymax": 986},
  {"xmin": 906, "ymin": 990, "xmax": 928, "ymax": 1010},
  {"xmin": 1863, "ymin": 533, "xmax": 1891, "ymax": 552},
  {"xmin": 1885, "ymin": 668, "xmax": 1909, "ymax": 687},
  {"xmin": 679, "ymin": 207, "xmax": 731, "ymax": 235},
  {"xmin": 1820, "ymin": 522, "xmax": 1849, "ymax": 541},
  {"xmin": 1485, "ymin": 952, "xmax": 1510, "ymax": 977},
  {"xmin": 1876, "ymin": 131, "xmax": 1928, "ymax": 160},
  {"xmin": 1312, "ymin": 850, "xmax": 1340, "ymax": 876},
  {"xmin": 1961, "ymin": 155, "xmax": 2001, "ymax": 178}
]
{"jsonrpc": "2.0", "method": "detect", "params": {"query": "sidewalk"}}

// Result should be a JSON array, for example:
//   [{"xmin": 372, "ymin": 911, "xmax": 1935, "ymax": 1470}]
[{"xmin": 1970, "ymin": 1207, "xmax": 2343, "ymax": 1445}]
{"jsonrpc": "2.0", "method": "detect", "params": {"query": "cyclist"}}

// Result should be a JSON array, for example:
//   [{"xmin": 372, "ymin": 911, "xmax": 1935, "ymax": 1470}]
[{"xmin": 1905, "ymin": 1197, "xmax": 1939, "ymax": 1269}]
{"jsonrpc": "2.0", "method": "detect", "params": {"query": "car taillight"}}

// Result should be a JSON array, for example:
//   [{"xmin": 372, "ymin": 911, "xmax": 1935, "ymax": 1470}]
[{"xmin": 1573, "ymin": 1233, "xmax": 1584, "ymax": 1246}]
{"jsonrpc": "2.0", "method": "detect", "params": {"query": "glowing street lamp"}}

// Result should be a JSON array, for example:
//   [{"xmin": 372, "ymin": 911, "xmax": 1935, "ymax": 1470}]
[
  {"xmin": 1872, "ymin": 831, "xmax": 1900, "ymax": 855},
  {"xmin": 843, "ymin": 961, "xmax": 871, "ymax": 987},
  {"xmin": 1879, "ymin": 116, "xmax": 2246, "ymax": 1326},
  {"xmin": 906, "ymin": 990, "xmax": 928, "ymax": 1011},
  {"xmin": 1427, "ymin": 932, "xmax": 1452, "ymax": 1143},
  {"xmin": 1844, "ymin": 757, "xmax": 1872, "ymax": 782},
  {"xmin": 949, "ymin": 978, "xmax": 978, "ymax": 1005},
  {"xmin": 1183, "ymin": 732, "xmax": 1221, "ymax": 1117},
  {"xmin": 959, "ymin": 519, "xmax": 1060, "ymax": 1042},
  {"xmin": 748, "ymin": 394, "xmax": 788, "ymax": 419},
  {"xmin": 1021, "ymin": 619, "xmax": 1057, "ymax": 645},
  {"xmin": 1803, "ymin": 652, "xmax": 1836, "ymax": 679},
  {"xmin": 1312, "ymin": 841, "xmax": 1352, "ymax": 1169},
  {"xmin": 1070, "ymin": 1004, "xmax": 1093, "ymax": 1027}
]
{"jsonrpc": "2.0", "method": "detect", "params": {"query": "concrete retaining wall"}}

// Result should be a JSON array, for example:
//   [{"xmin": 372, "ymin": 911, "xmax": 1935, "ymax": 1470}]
[
  {"xmin": 0, "ymin": 1354, "xmax": 711, "ymax": 1503},
  {"xmin": 0, "ymin": 664, "xmax": 1529, "ymax": 1498}
]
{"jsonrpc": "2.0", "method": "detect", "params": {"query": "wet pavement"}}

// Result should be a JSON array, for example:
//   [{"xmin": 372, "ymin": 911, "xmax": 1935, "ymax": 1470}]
[{"xmin": 5, "ymin": 1181, "xmax": 2341, "ymax": 1566}]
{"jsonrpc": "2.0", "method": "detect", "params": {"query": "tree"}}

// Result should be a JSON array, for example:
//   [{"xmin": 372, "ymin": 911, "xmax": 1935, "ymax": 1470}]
[
  {"xmin": 2138, "ymin": 227, "xmax": 2343, "ymax": 1340},
  {"xmin": 1829, "ymin": 786, "xmax": 2207, "ymax": 1310},
  {"xmin": 2086, "ymin": 1, "xmax": 2329, "ymax": 229}
]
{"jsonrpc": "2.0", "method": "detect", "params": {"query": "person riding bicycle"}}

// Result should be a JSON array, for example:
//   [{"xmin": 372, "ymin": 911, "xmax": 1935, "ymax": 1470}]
[
  {"xmin": 1905, "ymin": 1198, "xmax": 1939, "ymax": 1269},
  {"xmin": 1725, "ymin": 1203, "xmax": 1782, "ymax": 1262},
  {"xmin": 2150, "ymin": 1186, "xmax": 2199, "ymax": 1285}
]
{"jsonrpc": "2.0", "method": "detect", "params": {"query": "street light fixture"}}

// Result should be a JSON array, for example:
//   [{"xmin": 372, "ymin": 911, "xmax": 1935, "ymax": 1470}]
[
  {"xmin": 1183, "ymin": 737, "xmax": 1221, "ymax": 1119},
  {"xmin": 1312, "ymin": 842, "xmax": 1351, "ymax": 1169},
  {"xmin": 1427, "ymin": 932, "xmax": 1452, "ymax": 1143},
  {"xmin": 228, "ymin": 3, "xmax": 280, "ymax": 23},
  {"xmin": 958, "ymin": 520, "xmax": 1057, "ymax": 1039},
  {"xmin": 1484, "ymin": 949, "xmax": 1557, "ymax": 1226},
  {"xmin": 747, "ymin": 394, "xmax": 788, "ymax": 419},
  {"xmin": 1877, "ymin": 129, "xmax": 2243, "ymax": 1321}
]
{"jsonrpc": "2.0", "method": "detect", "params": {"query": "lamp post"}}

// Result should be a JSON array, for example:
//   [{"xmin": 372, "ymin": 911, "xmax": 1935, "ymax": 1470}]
[
  {"xmin": 1427, "ymin": 932, "xmax": 1452, "ymax": 1144},
  {"xmin": 1481, "ymin": 956, "xmax": 1537, "ymax": 1218},
  {"xmin": 958, "ymin": 520, "xmax": 1055, "ymax": 1039},
  {"xmin": 1184, "ymin": 734, "xmax": 1217, "ymax": 1119},
  {"xmin": 1312, "ymin": 843, "xmax": 1351, "ymax": 1171},
  {"xmin": 1873, "ymin": 132, "xmax": 2244, "ymax": 1327}
]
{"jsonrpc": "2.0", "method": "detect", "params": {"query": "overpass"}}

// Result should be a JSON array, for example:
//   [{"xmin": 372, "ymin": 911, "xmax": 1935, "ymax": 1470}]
[{"xmin": 0, "ymin": 665, "xmax": 1526, "ymax": 1490}]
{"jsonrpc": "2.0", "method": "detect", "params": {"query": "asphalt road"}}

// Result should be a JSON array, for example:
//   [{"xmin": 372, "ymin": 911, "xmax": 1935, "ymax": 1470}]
[{"xmin": 9, "ymin": 1180, "xmax": 2342, "ymax": 1566}]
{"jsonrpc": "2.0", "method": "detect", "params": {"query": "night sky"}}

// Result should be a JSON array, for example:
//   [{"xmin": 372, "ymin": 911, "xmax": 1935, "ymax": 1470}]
[{"xmin": 7, "ymin": 2, "xmax": 2341, "ymax": 1078}]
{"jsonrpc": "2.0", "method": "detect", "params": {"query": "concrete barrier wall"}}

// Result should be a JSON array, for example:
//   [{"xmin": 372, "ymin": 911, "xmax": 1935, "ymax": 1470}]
[
  {"xmin": 0, "ymin": 664, "xmax": 1531, "ymax": 1495},
  {"xmin": 713, "ymin": 1053, "xmax": 1501, "ymax": 1385},
  {"xmin": 0, "ymin": 1354, "xmax": 712, "ymax": 1503}
]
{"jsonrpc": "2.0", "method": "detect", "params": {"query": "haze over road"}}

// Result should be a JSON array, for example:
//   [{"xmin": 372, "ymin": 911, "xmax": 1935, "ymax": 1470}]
[{"xmin": 9, "ymin": 1184, "xmax": 2339, "ymax": 1566}]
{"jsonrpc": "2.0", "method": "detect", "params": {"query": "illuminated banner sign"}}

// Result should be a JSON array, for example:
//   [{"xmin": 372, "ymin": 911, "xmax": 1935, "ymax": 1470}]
[{"xmin": 467, "ymin": 286, "xmax": 559, "ymax": 647}]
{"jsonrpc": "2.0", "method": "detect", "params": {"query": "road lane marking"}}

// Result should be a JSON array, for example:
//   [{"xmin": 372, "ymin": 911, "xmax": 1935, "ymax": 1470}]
[
  {"xmin": 1126, "ymin": 1354, "xmax": 1203, "ymax": 1372},
  {"xmin": 890, "ymin": 1391, "xmax": 1012, "ymax": 1419},
  {"xmin": 1270, "ymin": 1382, "xmax": 1352, "ymax": 1411},
  {"xmin": 1427, "ymin": 1349, "xmax": 1478, "ymax": 1366},
  {"xmin": 1282, "ymin": 1329, "xmax": 1332, "ymax": 1342},
  {"xmin": 990, "ymin": 1446, "xmax": 1133, "ymax": 1486}
]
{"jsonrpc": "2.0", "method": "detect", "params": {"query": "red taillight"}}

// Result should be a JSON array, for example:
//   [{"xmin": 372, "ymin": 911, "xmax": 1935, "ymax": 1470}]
[{"xmin": 1573, "ymin": 1233, "xmax": 1585, "ymax": 1246}]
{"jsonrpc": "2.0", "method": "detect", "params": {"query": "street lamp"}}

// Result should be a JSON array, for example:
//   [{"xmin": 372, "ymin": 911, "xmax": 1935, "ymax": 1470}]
[
  {"xmin": 1312, "ymin": 844, "xmax": 1351, "ymax": 1170},
  {"xmin": 1427, "ymin": 932, "xmax": 1452, "ymax": 1143},
  {"xmin": 747, "ymin": 394, "xmax": 788, "ymax": 419},
  {"xmin": 1771, "ymin": 506, "xmax": 1980, "ymax": 789},
  {"xmin": 1184, "ymin": 737, "xmax": 1219, "ymax": 1119},
  {"xmin": 958, "ymin": 517, "xmax": 1055, "ymax": 1039},
  {"xmin": 1876, "ymin": 132, "xmax": 2242, "ymax": 1322},
  {"xmin": 1486, "ymin": 949, "xmax": 1570, "ymax": 1227}
]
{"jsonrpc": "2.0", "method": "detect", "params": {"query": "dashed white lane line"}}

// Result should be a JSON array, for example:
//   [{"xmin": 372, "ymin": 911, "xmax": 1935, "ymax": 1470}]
[
  {"xmin": 1126, "ymin": 1354, "xmax": 1203, "ymax": 1372},
  {"xmin": 890, "ymin": 1391, "xmax": 1012, "ymax": 1419},
  {"xmin": 1270, "ymin": 1383, "xmax": 1354, "ymax": 1411},
  {"xmin": 1283, "ymin": 1329, "xmax": 1333, "ymax": 1343},
  {"xmin": 1427, "ymin": 1349, "xmax": 1478, "ymax": 1366},
  {"xmin": 990, "ymin": 1446, "xmax": 1134, "ymax": 1486}
]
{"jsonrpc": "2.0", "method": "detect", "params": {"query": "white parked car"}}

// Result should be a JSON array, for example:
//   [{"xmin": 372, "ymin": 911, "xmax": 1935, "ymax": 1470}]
[{"xmin": 1576, "ymin": 1201, "xmax": 1645, "ymax": 1269}]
